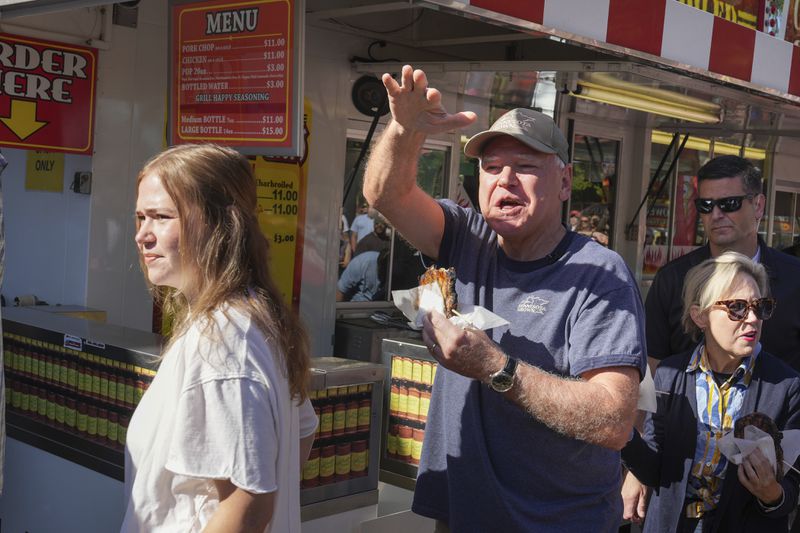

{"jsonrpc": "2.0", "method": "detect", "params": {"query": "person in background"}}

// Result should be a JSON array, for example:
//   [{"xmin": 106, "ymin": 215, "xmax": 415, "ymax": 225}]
[
  {"xmin": 336, "ymin": 248, "xmax": 389, "ymax": 302},
  {"xmin": 364, "ymin": 64, "xmax": 645, "ymax": 532},
  {"xmin": 353, "ymin": 212, "xmax": 390, "ymax": 257},
  {"xmin": 782, "ymin": 235, "xmax": 800, "ymax": 258},
  {"xmin": 625, "ymin": 155, "xmax": 800, "ymax": 524},
  {"xmin": 122, "ymin": 144, "xmax": 317, "ymax": 533},
  {"xmin": 339, "ymin": 212, "xmax": 351, "ymax": 269},
  {"xmin": 622, "ymin": 252, "xmax": 800, "ymax": 532},
  {"xmin": 349, "ymin": 200, "xmax": 374, "ymax": 253}
]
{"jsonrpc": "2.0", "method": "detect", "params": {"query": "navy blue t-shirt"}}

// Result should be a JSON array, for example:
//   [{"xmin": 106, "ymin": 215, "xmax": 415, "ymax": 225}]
[{"xmin": 411, "ymin": 201, "xmax": 647, "ymax": 532}]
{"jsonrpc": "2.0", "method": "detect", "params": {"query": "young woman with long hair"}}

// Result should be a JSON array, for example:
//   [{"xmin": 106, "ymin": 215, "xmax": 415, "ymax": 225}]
[{"xmin": 120, "ymin": 144, "xmax": 316, "ymax": 532}]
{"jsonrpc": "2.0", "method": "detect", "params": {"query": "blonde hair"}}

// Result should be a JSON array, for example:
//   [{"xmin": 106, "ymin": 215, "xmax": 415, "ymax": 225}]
[
  {"xmin": 681, "ymin": 251, "xmax": 769, "ymax": 340},
  {"xmin": 136, "ymin": 144, "xmax": 310, "ymax": 399}
]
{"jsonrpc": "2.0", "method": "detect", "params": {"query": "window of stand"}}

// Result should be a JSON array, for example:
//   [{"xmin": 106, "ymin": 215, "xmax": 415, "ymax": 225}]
[
  {"xmin": 772, "ymin": 190, "xmax": 800, "ymax": 254},
  {"xmin": 642, "ymin": 136, "xmax": 709, "ymax": 277},
  {"xmin": 337, "ymin": 136, "xmax": 450, "ymax": 306},
  {"xmin": 568, "ymin": 134, "xmax": 619, "ymax": 248}
]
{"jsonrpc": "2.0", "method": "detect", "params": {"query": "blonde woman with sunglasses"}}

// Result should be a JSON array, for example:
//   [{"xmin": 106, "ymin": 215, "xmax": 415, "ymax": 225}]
[{"xmin": 622, "ymin": 252, "xmax": 800, "ymax": 533}]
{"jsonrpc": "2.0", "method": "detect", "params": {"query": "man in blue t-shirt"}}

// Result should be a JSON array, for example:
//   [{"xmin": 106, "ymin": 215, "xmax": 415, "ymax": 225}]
[{"xmin": 364, "ymin": 65, "xmax": 646, "ymax": 532}]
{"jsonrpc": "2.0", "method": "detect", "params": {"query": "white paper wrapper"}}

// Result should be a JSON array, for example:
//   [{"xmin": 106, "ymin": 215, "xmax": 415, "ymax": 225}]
[
  {"xmin": 719, "ymin": 426, "xmax": 778, "ymax": 473},
  {"xmin": 718, "ymin": 425, "xmax": 800, "ymax": 476},
  {"xmin": 637, "ymin": 364, "xmax": 656, "ymax": 413},
  {"xmin": 781, "ymin": 430, "xmax": 800, "ymax": 468},
  {"xmin": 391, "ymin": 284, "xmax": 509, "ymax": 331}
]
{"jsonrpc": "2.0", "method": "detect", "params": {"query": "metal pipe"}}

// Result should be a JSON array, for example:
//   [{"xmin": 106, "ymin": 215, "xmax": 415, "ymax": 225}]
[{"xmin": 0, "ymin": 4, "xmax": 112, "ymax": 50}]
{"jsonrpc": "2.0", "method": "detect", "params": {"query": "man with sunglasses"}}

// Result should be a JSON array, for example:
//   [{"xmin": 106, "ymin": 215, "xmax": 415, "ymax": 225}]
[
  {"xmin": 645, "ymin": 155, "xmax": 800, "ymax": 370},
  {"xmin": 623, "ymin": 154, "xmax": 800, "ymax": 525}
]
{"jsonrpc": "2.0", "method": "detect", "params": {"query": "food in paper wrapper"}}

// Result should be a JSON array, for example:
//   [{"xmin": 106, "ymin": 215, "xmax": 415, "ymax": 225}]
[
  {"xmin": 735, "ymin": 412, "xmax": 784, "ymax": 477},
  {"xmin": 417, "ymin": 266, "xmax": 458, "ymax": 318}
]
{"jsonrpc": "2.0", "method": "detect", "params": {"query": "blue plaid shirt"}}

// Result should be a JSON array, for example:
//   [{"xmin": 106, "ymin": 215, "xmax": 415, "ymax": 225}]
[{"xmin": 686, "ymin": 342, "xmax": 759, "ymax": 511}]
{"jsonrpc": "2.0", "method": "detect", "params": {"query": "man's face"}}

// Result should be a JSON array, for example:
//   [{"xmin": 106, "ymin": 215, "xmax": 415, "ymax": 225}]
[
  {"xmin": 374, "ymin": 220, "xmax": 388, "ymax": 238},
  {"xmin": 478, "ymin": 136, "xmax": 571, "ymax": 241},
  {"xmin": 697, "ymin": 176, "xmax": 764, "ymax": 250}
]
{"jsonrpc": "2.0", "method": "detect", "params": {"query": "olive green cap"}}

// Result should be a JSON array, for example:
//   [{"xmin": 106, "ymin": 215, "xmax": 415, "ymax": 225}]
[{"xmin": 464, "ymin": 108, "xmax": 569, "ymax": 163}]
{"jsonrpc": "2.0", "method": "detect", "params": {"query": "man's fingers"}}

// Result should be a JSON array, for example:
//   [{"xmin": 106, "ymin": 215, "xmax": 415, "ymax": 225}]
[
  {"xmin": 400, "ymin": 64, "xmax": 414, "ymax": 90},
  {"xmin": 442, "ymin": 111, "xmax": 478, "ymax": 130},
  {"xmin": 428, "ymin": 309, "xmax": 449, "ymax": 330},
  {"xmin": 426, "ymin": 87, "xmax": 442, "ymax": 105},
  {"xmin": 637, "ymin": 493, "xmax": 647, "ymax": 517},
  {"xmin": 382, "ymin": 72, "xmax": 400, "ymax": 94},
  {"xmin": 621, "ymin": 505, "xmax": 633, "ymax": 521},
  {"xmin": 412, "ymin": 68, "xmax": 428, "ymax": 92}
]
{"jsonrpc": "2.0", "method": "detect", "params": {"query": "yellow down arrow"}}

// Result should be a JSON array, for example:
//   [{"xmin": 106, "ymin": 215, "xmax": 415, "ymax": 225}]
[{"xmin": 1, "ymin": 100, "xmax": 48, "ymax": 141}]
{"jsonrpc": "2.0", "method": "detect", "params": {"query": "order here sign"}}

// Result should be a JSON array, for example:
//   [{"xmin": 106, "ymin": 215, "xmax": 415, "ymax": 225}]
[{"xmin": 0, "ymin": 33, "xmax": 97, "ymax": 154}]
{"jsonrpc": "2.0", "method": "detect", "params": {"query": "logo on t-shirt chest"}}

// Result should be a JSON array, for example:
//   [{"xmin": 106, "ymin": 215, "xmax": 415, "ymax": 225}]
[{"xmin": 517, "ymin": 295, "xmax": 548, "ymax": 314}]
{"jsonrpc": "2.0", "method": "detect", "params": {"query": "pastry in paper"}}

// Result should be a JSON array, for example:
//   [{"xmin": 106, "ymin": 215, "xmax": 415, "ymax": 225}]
[
  {"xmin": 735, "ymin": 412, "xmax": 784, "ymax": 477},
  {"xmin": 417, "ymin": 266, "xmax": 458, "ymax": 318}
]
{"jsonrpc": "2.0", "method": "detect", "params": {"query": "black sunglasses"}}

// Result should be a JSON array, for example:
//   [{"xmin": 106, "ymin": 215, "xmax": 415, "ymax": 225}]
[
  {"xmin": 694, "ymin": 194, "xmax": 754, "ymax": 214},
  {"xmin": 714, "ymin": 298, "xmax": 776, "ymax": 321}
]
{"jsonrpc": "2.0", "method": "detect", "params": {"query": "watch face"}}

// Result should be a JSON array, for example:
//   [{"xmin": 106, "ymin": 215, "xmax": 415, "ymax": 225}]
[{"xmin": 491, "ymin": 373, "xmax": 514, "ymax": 393}]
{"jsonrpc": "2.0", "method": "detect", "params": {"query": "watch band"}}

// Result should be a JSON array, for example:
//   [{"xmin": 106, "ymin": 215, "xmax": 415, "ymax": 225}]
[{"xmin": 489, "ymin": 354, "xmax": 518, "ymax": 393}]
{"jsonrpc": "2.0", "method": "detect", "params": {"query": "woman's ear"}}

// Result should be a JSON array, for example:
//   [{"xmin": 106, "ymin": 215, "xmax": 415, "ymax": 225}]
[{"xmin": 690, "ymin": 305, "xmax": 707, "ymax": 330}]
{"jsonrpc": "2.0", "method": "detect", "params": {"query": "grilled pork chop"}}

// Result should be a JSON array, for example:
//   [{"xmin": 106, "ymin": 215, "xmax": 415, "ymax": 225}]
[{"xmin": 418, "ymin": 266, "xmax": 458, "ymax": 318}]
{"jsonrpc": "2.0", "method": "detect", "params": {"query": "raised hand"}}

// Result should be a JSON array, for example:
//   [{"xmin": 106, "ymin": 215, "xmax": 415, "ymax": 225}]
[{"xmin": 382, "ymin": 65, "xmax": 476, "ymax": 136}]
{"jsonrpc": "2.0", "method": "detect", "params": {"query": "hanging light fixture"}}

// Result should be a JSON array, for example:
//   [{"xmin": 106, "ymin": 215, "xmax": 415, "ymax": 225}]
[
  {"xmin": 571, "ymin": 73, "xmax": 722, "ymax": 124},
  {"xmin": 651, "ymin": 130, "xmax": 765, "ymax": 160}
]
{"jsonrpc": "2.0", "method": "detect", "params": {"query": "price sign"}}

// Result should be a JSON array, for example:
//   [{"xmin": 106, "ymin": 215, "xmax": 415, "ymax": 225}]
[
  {"xmin": 255, "ymin": 158, "xmax": 301, "ymax": 305},
  {"xmin": 169, "ymin": 0, "xmax": 303, "ymax": 155},
  {"xmin": 250, "ymin": 99, "xmax": 310, "ymax": 308}
]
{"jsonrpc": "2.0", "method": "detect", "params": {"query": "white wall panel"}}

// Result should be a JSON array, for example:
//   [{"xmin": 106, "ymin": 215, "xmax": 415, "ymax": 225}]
[
  {"xmin": 301, "ymin": 27, "xmax": 357, "ymax": 356},
  {"xmin": 86, "ymin": 0, "xmax": 167, "ymax": 330},
  {"xmin": 2, "ymin": 149, "xmax": 91, "ymax": 306}
]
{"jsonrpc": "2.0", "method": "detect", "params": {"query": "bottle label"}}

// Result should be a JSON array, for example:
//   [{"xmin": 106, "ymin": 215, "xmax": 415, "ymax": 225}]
[
  {"xmin": 65, "ymin": 407, "xmax": 77, "ymax": 428},
  {"xmin": 108, "ymin": 421, "xmax": 119, "ymax": 442},
  {"xmin": 407, "ymin": 394, "xmax": 419, "ymax": 418},
  {"xmin": 357, "ymin": 405, "xmax": 370, "ymax": 428},
  {"xmin": 319, "ymin": 456, "xmax": 335, "ymax": 478},
  {"xmin": 77, "ymin": 412, "xmax": 88, "ymax": 432},
  {"xmin": 398, "ymin": 436, "xmax": 412, "ymax": 457},
  {"xmin": 335, "ymin": 453, "xmax": 351, "ymax": 475},
  {"xmin": 351, "ymin": 450, "xmax": 367, "ymax": 472},
  {"xmin": 420, "ymin": 396, "xmax": 431, "ymax": 418},
  {"xmin": 345, "ymin": 407, "xmax": 358, "ymax": 430},
  {"xmin": 333, "ymin": 408, "xmax": 346, "ymax": 433},
  {"xmin": 303, "ymin": 457, "xmax": 320, "ymax": 480},
  {"xmin": 412, "ymin": 439, "xmax": 423, "ymax": 461},
  {"xmin": 412, "ymin": 360, "xmax": 423, "ymax": 383},
  {"xmin": 386, "ymin": 432, "xmax": 397, "ymax": 455},
  {"xmin": 320, "ymin": 411, "xmax": 333, "ymax": 433}
]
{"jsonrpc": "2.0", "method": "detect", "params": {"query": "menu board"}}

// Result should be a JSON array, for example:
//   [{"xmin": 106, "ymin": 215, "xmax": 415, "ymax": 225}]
[{"xmin": 169, "ymin": 0, "xmax": 303, "ymax": 155}]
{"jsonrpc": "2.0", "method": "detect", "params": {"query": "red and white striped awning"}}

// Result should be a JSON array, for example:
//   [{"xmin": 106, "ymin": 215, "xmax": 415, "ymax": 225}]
[{"xmin": 422, "ymin": 0, "xmax": 800, "ymax": 103}]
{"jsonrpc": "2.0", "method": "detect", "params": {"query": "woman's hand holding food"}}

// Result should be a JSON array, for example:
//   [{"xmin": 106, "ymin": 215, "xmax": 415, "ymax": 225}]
[{"xmin": 738, "ymin": 447, "xmax": 783, "ymax": 506}]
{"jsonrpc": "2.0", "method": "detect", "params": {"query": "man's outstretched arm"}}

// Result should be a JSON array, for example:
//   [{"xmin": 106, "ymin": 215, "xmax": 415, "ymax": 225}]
[
  {"xmin": 363, "ymin": 65, "xmax": 475, "ymax": 259},
  {"xmin": 422, "ymin": 311, "xmax": 639, "ymax": 450}
]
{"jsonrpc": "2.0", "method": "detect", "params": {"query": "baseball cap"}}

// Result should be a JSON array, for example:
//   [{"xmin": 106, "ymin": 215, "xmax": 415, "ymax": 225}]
[{"xmin": 464, "ymin": 108, "xmax": 570, "ymax": 163}]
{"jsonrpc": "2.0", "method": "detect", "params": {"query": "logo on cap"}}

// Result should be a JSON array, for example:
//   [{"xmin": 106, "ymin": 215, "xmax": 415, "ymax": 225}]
[{"xmin": 493, "ymin": 113, "xmax": 536, "ymax": 131}]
